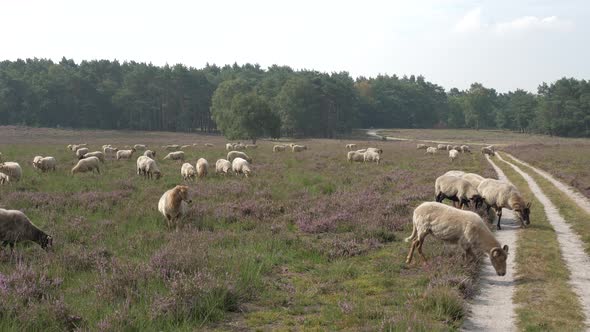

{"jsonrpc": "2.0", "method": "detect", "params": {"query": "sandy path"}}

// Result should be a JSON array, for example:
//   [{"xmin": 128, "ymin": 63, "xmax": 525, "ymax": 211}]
[
  {"xmin": 462, "ymin": 155, "xmax": 519, "ymax": 332},
  {"xmin": 497, "ymin": 153, "xmax": 590, "ymax": 327},
  {"xmin": 506, "ymin": 154, "xmax": 590, "ymax": 216}
]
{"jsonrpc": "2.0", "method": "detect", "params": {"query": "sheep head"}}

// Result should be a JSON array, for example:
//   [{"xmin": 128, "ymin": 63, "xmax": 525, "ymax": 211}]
[{"xmin": 489, "ymin": 245, "xmax": 509, "ymax": 276}]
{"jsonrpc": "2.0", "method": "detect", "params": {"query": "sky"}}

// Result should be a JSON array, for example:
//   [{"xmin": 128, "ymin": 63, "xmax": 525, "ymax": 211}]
[{"xmin": 1, "ymin": 0, "xmax": 589, "ymax": 92}]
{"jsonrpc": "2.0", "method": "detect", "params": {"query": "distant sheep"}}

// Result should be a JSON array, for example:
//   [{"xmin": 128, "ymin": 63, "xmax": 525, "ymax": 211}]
[
  {"xmin": 83, "ymin": 151, "xmax": 105, "ymax": 163},
  {"xmin": 215, "ymin": 159, "xmax": 232, "ymax": 175},
  {"xmin": 234, "ymin": 143, "xmax": 246, "ymax": 150},
  {"xmin": 134, "ymin": 144, "xmax": 147, "ymax": 150},
  {"xmin": 364, "ymin": 150, "xmax": 381, "ymax": 164},
  {"xmin": 76, "ymin": 147, "xmax": 89, "ymax": 159},
  {"xmin": 478, "ymin": 179, "xmax": 531, "ymax": 229},
  {"xmin": 0, "ymin": 209, "xmax": 53, "ymax": 250},
  {"xmin": 435, "ymin": 174, "xmax": 482, "ymax": 209},
  {"xmin": 204, "ymin": 143, "xmax": 214, "ymax": 147},
  {"xmin": 481, "ymin": 147, "xmax": 495, "ymax": 156},
  {"xmin": 292, "ymin": 145, "xmax": 307, "ymax": 152},
  {"xmin": 163, "ymin": 151, "xmax": 185, "ymax": 161},
  {"xmin": 366, "ymin": 147, "xmax": 383, "ymax": 155},
  {"xmin": 181, "ymin": 163, "xmax": 196, "ymax": 180},
  {"xmin": 227, "ymin": 151, "xmax": 252, "ymax": 163},
  {"xmin": 103, "ymin": 146, "xmax": 118, "ymax": 157},
  {"xmin": 196, "ymin": 158, "xmax": 209, "ymax": 178},
  {"xmin": 245, "ymin": 144, "xmax": 258, "ymax": 149},
  {"xmin": 144, "ymin": 150, "xmax": 156, "ymax": 159},
  {"xmin": 405, "ymin": 202, "xmax": 509, "ymax": 276},
  {"xmin": 136, "ymin": 156, "xmax": 162, "ymax": 179},
  {"xmin": 452, "ymin": 145, "xmax": 461, "ymax": 151},
  {"xmin": 417, "ymin": 144, "xmax": 428, "ymax": 150},
  {"xmin": 273, "ymin": 145, "xmax": 286, "ymax": 152},
  {"xmin": 449, "ymin": 149, "xmax": 459, "ymax": 162},
  {"xmin": 437, "ymin": 144, "xmax": 446, "ymax": 150},
  {"xmin": 36, "ymin": 157, "xmax": 57, "ymax": 172},
  {"xmin": 446, "ymin": 145, "xmax": 452, "ymax": 151},
  {"xmin": 461, "ymin": 145, "xmax": 471, "ymax": 153},
  {"xmin": 347, "ymin": 151, "xmax": 365, "ymax": 163},
  {"xmin": 158, "ymin": 185, "xmax": 192, "ymax": 230},
  {"xmin": 71, "ymin": 157, "xmax": 100, "ymax": 175},
  {"xmin": 226, "ymin": 143, "xmax": 235, "ymax": 151},
  {"xmin": 346, "ymin": 144, "xmax": 357, "ymax": 150},
  {"xmin": 425, "ymin": 147, "xmax": 437, "ymax": 155},
  {"xmin": 232, "ymin": 157, "xmax": 251, "ymax": 177},
  {"xmin": 163, "ymin": 144, "xmax": 181, "ymax": 151},
  {"xmin": 116, "ymin": 149, "xmax": 136, "ymax": 160},
  {"xmin": 0, "ymin": 162, "xmax": 22, "ymax": 182},
  {"xmin": 180, "ymin": 145, "xmax": 192, "ymax": 150}
]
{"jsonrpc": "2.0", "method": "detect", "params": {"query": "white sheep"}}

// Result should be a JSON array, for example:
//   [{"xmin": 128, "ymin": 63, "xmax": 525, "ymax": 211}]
[
  {"xmin": 71, "ymin": 157, "xmax": 100, "ymax": 175},
  {"xmin": 481, "ymin": 146, "xmax": 495, "ymax": 156},
  {"xmin": 215, "ymin": 159, "xmax": 232, "ymax": 175},
  {"xmin": 116, "ymin": 149, "xmax": 136, "ymax": 160},
  {"xmin": 83, "ymin": 151, "xmax": 105, "ymax": 163},
  {"xmin": 36, "ymin": 157, "xmax": 57, "ymax": 172},
  {"xmin": 0, "ymin": 162, "xmax": 22, "ymax": 182},
  {"xmin": 104, "ymin": 146, "xmax": 118, "ymax": 157},
  {"xmin": 226, "ymin": 143, "xmax": 235, "ymax": 151},
  {"xmin": 163, "ymin": 144, "xmax": 181, "ymax": 151},
  {"xmin": 346, "ymin": 144, "xmax": 358, "ymax": 150},
  {"xmin": 435, "ymin": 174, "xmax": 482, "ymax": 209},
  {"xmin": 136, "ymin": 156, "xmax": 161, "ymax": 179},
  {"xmin": 437, "ymin": 144, "xmax": 446, "ymax": 150},
  {"xmin": 180, "ymin": 145, "xmax": 192, "ymax": 150},
  {"xmin": 0, "ymin": 209, "xmax": 53, "ymax": 250},
  {"xmin": 452, "ymin": 145, "xmax": 461, "ymax": 151},
  {"xmin": 158, "ymin": 185, "xmax": 192, "ymax": 230},
  {"xmin": 234, "ymin": 142, "xmax": 246, "ymax": 150},
  {"xmin": 273, "ymin": 145, "xmax": 286, "ymax": 152},
  {"xmin": 478, "ymin": 179, "xmax": 531, "ymax": 229},
  {"xmin": 232, "ymin": 157, "xmax": 251, "ymax": 177},
  {"xmin": 76, "ymin": 147, "xmax": 89, "ymax": 159},
  {"xmin": 196, "ymin": 158, "xmax": 209, "ymax": 178},
  {"xmin": 181, "ymin": 163, "xmax": 196, "ymax": 180},
  {"xmin": 163, "ymin": 151, "xmax": 185, "ymax": 161},
  {"xmin": 405, "ymin": 202, "xmax": 509, "ymax": 276},
  {"xmin": 425, "ymin": 147, "xmax": 437, "ymax": 155},
  {"xmin": 449, "ymin": 149, "xmax": 459, "ymax": 162},
  {"xmin": 32, "ymin": 156, "xmax": 43, "ymax": 169},
  {"xmin": 144, "ymin": 150, "xmax": 156, "ymax": 159},
  {"xmin": 417, "ymin": 144, "xmax": 428, "ymax": 150},
  {"xmin": 347, "ymin": 151, "xmax": 365, "ymax": 163},
  {"xmin": 204, "ymin": 143, "xmax": 214, "ymax": 147},
  {"xmin": 134, "ymin": 144, "xmax": 147, "ymax": 150},
  {"xmin": 364, "ymin": 150, "xmax": 381, "ymax": 164},
  {"xmin": 460, "ymin": 145, "xmax": 471, "ymax": 153},
  {"xmin": 292, "ymin": 145, "xmax": 307, "ymax": 152},
  {"xmin": 245, "ymin": 144, "xmax": 258, "ymax": 149},
  {"xmin": 366, "ymin": 147, "xmax": 383, "ymax": 154},
  {"xmin": 0, "ymin": 172, "xmax": 9, "ymax": 184},
  {"xmin": 446, "ymin": 145, "xmax": 452, "ymax": 151},
  {"xmin": 227, "ymin": 151, "xmax": 252, "ymax": 163}
]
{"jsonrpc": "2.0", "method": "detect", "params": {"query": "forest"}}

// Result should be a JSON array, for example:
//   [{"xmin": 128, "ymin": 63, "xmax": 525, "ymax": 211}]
[{"xmin": 1, "ymin": 57, "xmax": 589, "ymax": 138}]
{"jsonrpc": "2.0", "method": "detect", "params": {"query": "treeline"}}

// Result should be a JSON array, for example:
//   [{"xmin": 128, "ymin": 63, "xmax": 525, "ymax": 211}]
[{"xmin": 1, "ymin": 58, "xmax": 589, "ymax": 138}]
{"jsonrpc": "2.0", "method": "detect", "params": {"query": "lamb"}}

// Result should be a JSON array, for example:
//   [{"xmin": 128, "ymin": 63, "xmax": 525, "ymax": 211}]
[
  {"xmin": 273, "ymin": 145, "xmax": 286, "ymax": 152},
  {"xmin": 460, "ymin": 145, "xmax": 471, "ymax": 153},
  {"xmin": 163, "ymin": 144, "xmax": 181, "ymax": 151},
  {"xmin": 36, "ymin": 157, "xmax": 57, "ymax": 172},
  {"xmin": 292, "ymin": 145, "xmax": 307, "ymax": 152},
  {"xmin": 144, "ymin": 150, "xmax": 156, "ymax": 159},
  {"xmin": 215, "ymin": 159, "xmax": 232, "ymax": 175},
  {"xmin": 449, "ymin": 149, "xmax": 459, "ymax": 162},
  {"xmin": 425, "ymin": 147, "xmax": 437, "ymax": 155},
  {"xmin": 404, "ymin": 202, "xmax": 509, "ymax": 276},
  {"xmin": 417, "ymin": 144, "xmax": 428, "ymax": 150},
  {"xmin": 0, "ymin": 162, "xmax": 22, "ymax": 182},
  {"xmin": 346, "ymin": 144, "xmax": 358, "ymax": 150},
  {"xmin": 347, "ymin": 151, "xmax": 365, "ymax": 163},
  {"xmin": 136, "ymin": 156, "xmax": 161, "ymax": 179},
  {"xmin": 435, "ymin": 174, "xmax": 482, "ymax": 209},
  {"xmin": 478, "ymin": 179, "xmax": 531, "ymax": 229},
  {"xmin": 71, "ymin": 157, "xmax": 100, "ymax": 174},
  {"xmin": 181, "ymin": 163, "xmax": 196, "ymax": 180},
  {"xmin": 364, "ymin": 150, "xmax": 381, "ymax": 164},
  {"xmin": 196, "ymin": 158, "xmax": 209, "ymax": 178},
  {"xmin": 481, "ymin": 146, "xmax": 495, "ymax": 156},
  {"xmin": 158, "ymin": 185, "xmax": 192, "ymax": 230},
  {"xmin": 116, "ymin": 149, "xmax": 136, "ymax": 160},
  {"xmin": 232, "ymin": 157, "xmax": 252, "ymax": 177},
  {"xmin": 227, "ymin": 151, "xmax": 252, "ymax": 163},
  {"xmin": 76, "ymin": 147, "xmax": 89, "ymax": 159},
  {"xmin": 163, "ymin": 151, "xmax": 185, "ymax": 161},
  {"xmin": 226, "ymin": 143, "xmax": 235, "ymax": 151},
  {"xmin": 0, "ymin": 172, "xmax": 9, "ymax": 184},
  {"xmin": 83, "ymin": 151, "xmax": 105, "ymax": 163},
  {"xmin": 134, "ymin": 144, "xmax": 147, "ymax": 150},
  {"xmin": 245, "ymin": 144, "xmax": 258, "ymax": 149},
  {"xmin": 0, "ymin": 209, "xmax": 53, "ymax": 251}
]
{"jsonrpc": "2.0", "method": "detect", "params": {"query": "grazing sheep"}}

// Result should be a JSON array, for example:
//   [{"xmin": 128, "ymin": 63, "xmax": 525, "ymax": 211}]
[
  {"xmin": 227, "ymin": 151, "xmax": 252, "ymax": 163},
  {"xmin": 405, "ymin": 202, "xmax": 509, "ymax": 276},
  {"xmin": 0, "ymin": 162, "xmax": 22, "ymax": 182},
  {"xmin": 163, "ymin": 144, "xmax": 181, "ymax": 151},
  {"xmin": 245, "ymin": 144, "xmax": 258, "ymax": 149},
  {"xmin": 481, "ymin": 146, "xmax": 495, "ymax": 156},
  {"xmin": 292, "ymin": 145, "xmax": 307, "ymax": 152},
  {"xmin": 36, "ymin": 157, "xmax": 57, "ymax": 172},
  {"xmin": 425, "ymin": 147, "xmax": 438, "ymax": 155},
  {"xmin": 0, "ymin": 172, "xmax": 9, "ymax": 184},
  {"xmin": 116, "ymin": 149, "xmax": 136, "ymax": 160},
  {"xmin": 461, "ymin": 145, "xmax": 471, "ymax": 153},
  {"xmin": 364, "ymin": 150, "xmax": 381, "ymax": 164},
  {"xmin": 136, "ymin": 156, "xmax": 161, "ymax": 179},
  {"xmin": 234, "ymin": 142, "xmax": 246, "ymax": 150},
  {"xmin": 163, "ymin": 151, "xmax": 185, "ymax": 161},
  {"xmin": 67, "ymin": 145, "xmax": 73, "ymax": 151},
  {"xmin": 461, "ymin": 173, "xmax": 486, "ymax": 189},
  {"xmin": 226, "ymin": 143, "xmax": 235, "ymax": 151},
  {"xmin": 444, "ymin": 170, "xmax": 465, "ymax": 177},
  {"xmin": 478, "ymin": 179, "xmax": 531, "ymax": 229},
  {"xmin": 134, "ymin": 144, "xmax": 147, "ymax": 150},
  {"xmin": 144, "ymin": 150, "xmax": 156, "ymax": 159},
  {"xmin": 435, "ymin": 174, "xmax": 482, "ymax": 209},
  {"xmin": 76, "ymin": 147, "xmax": 89, "ymax": 159},
  {"xmin": 452, "ymin": 145, "xmax": 461, "ymax": 151},
  {"xmin": 104, "ymin": 146, "xmax": 118, "ymax": 157},
  {"xmin": 196, "ymin": 158, "xmax": 209, "ymax": 178},
  {"xmin": 215, "ymin": 159, "xmax": 232, "ymax": 175},
  {"xmin": 0, "ymin": 209, "xmax": 53, "ymax": 251},
  {"xmin": 158, "ymin": 185, "xmax": 192, "ymax": 230},
  {"xmin": 346, "ymin": 144, "xmax": 358, "ymax": 150},
  {"xmin": 446, "ymin": 145, "xmax": 453, "ymax": 151},
  {"xmin": 347, "ymin": 151, "xmax": 365, "ymax": 163},
  {"xmin": 71, "ymin": 157, "xmax": 100, "ymax": 175},
  {"xmin": 232, "ymin": 157, "xmax": 252, "ymax": 177},
  {"xmin": 70, "ymin": 144, "xmax": 88, "ymax": 151},
  {"xmin": 437, "ymin": 144, "xmax": 446, "ymax": 150},
  {"xmin": 366, "ymin": 147, "xmax": 383, "ymax": 155},
  {"xmin": 204, "ymin": 143, "xmax": 214, "ymax": 147},
  {"xmin": 180, "ymin": 145, "xmax": 192, "ymax": 150},
  {"xmin": 83, "ymin": 151, "xmax": 105, "ymax": 163},
  {"xmin": 417, "ymin": 144, "xmax": 428, "ymax": 150},
  {"xmin": 273, "ymin": 145, "xmax": 286, "ymax": 152},
  {"xmin": 32, "ymin": 156, "xmax": 43, "ymax": 169},
  {"xmin": 181, "ymin": 163, "xmax": 196, "ymax": 180},
  {"xmin": 449, "ymin": 149, "xmax": 459, "ymax": 162}
]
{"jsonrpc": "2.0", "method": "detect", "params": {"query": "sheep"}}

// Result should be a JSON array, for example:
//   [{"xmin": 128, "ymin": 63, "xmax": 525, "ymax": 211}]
[
  {"xmin": 136, "ymin": 156, "xmax": 162, "ymax": 179},
  {"xmin": 181, "ymin": 163, "xmax": 196, "ymax": 180},
  {"xmin": 461, "ymin": 173, "xmax": 486, "ymax": 189},
  {"xmin": 452, "ymin": 145, "xmax": 461, "ymax": 151},
  {"xmin": 102, "ymin": 144, "xmax": 112, "ymax": 150},
  {"xmin": 144, "ymin": 150, "xmax": 156, "ymax": 159},
  {"xmin": 417, "ymin": 144, "xmax": 428, "ymax": 150},
  {"xmin": 67, "ymin": 144, "xmax": 73, "ymax": 151},
  {"xmin": 71, "ymin": 157, "xmax": 100, "ymax": 175},
  {"xmin": 364, "ymin": 150, "xmax": 381, "ymax": 164},
  {"xmin": 346, "ymin": 144, "xmax": 358, "ymax": 150},
  {"xmin": 0, "ymin": 209, "xmax": 53, "ymax": 251},
  {"xmin": 444, "ymin": 170, "xmax": 465, "ymax": 177},
  {"xmin": 478, "ymin": 179, "xmax": 531, "ymax": 229},
  {"xmin": 83, "ymin": 151, "xmax": 105, "ymax": 163},
  {"xmin": 404, "ymin": 202, "xmax": 509, "ymax": 276},
  {"xmin": 163, "ymin": 144, "xmax": 181, "ymax": 151},
  {"xmin": 425, "ymin": 147, "xmax": 437, "ymax": 155},
  {"xmin": 116, "ymin": 149, "xmax": 136, "ymax": 160},
  {"xmin": 163, "ymin": 151, "xmax": 185, "ymax": 162},
  {"xmin": 36, "ymin": 157, "xmax": 57, "ymax": 172},
  {"xmin": 273, "ymin": 145, "xmax": 286, "ymax": 152},
  {"xmin": 204, "ymin": 143, "xmax": 214, "ymax": 147},
  {"xmin": 232, "ymin": 157, "xmax": 252, "ymax": 177},
  {"xmin": 104, "ymin": 146, "xmax": 118, "ymax": 157},
  {"xmin": 234, "ymin": 142, "xmax": 246, "ymax": 150},
  {"xmin": 76, "ymin": 147, "xmax": 89, "ymax": 159},
  {"xmin": 0, "ymin": 162, "xmax": 22, "ymax": 182},
  {"xmin": 292, "ymin": 145, "xmax": 307, "ymax": 152},
  {"xmin": 245, "ymin": 144, "xmax": 258, "ymax": 149},
  {"xmin": 215, "ymin": 159, "xmax": 232, "ymax": 175},
  {"xmin": 226, "ymin": 143, "xmax": 235, "ymax": 151},
  {"xmin": 481, "ymin": 146, "xmax": 495, "ymax": 156},
  {"xmin": 196, "ymin": 158, "xmax": 209, "ymax": 178},
  {"xmin": 227, "ymin": 151, "xmax": 252, "ymax": 163},
  {"xmin": 134, "ymin": 144, "xmax": 147, "ymax": 150},
  {"xmin": 0, "ymin": 172, "xmax": 9, "ymax": 184},
  {"xmin": 461, "ymin": 145, "xmax": 471, "ymax": 153},
  {"xmin": 180, "ymin": 145, "xmax": 192, "ymax": 150},
  {"xmin": 435, "ymin": 174, "xmax": 482, "ymax": 209},
  {"xmin": 70, "ymin": 144, "xmax": 88, "ymax": 151},
  {"xmin": 366, "ymin": 147, "xmax": 383, "ymax": 155},
  {"xmin": 446, "ymin": 145, "xmax": 452, "ymax": 151},
  {"xmin": 449, "ymin": 149, "xmax": 459, "ymax": 162},
  {"xmin": 32, "ymin": 156, "xmax": 43, "ymax": 169},
  {"xmin": 347, "ymin": 151, "xmax": 365, "ymax": 163},
  {"xmin": 158, "ymin": 185, "xmax": 192, "ymax": 230},
  {"xmin": 437, "ymin": 144, "xmax": 446, "ymax": 150}
]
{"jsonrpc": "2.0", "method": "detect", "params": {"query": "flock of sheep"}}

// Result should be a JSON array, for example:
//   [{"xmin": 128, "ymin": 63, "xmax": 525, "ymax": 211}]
[{"xmin": 417, "ymin": 143, "xmax": 497, "ymax": 162}]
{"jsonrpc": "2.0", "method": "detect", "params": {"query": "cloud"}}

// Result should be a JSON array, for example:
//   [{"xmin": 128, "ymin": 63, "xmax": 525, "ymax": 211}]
[
  {"xmin": 494, "ymin": 15, "xmax": 573, "ymax": 34},
  {"xmin": 454, "ymin": 8, "xmax": 484, "ymax": 33}
]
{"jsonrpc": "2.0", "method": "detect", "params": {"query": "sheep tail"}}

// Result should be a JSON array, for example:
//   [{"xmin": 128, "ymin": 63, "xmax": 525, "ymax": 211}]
[{"xmin": 404, "ymin": 222, "xmax": 417, "ymax": 243}]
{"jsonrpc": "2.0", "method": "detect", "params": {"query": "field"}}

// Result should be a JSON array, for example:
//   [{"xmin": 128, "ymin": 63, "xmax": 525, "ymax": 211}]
[{"xmin": 0, "ymin": 126, "xmax": 497, "ymax": 331}]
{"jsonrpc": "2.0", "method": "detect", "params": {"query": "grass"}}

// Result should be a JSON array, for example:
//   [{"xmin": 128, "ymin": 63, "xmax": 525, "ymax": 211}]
[
  {"xmin": 0, "ymin": 127, "xmax": 495, "ymax": 330},
  {"xmin": 493, "ymin": 154, "xmax": 586, "ymax": 331}
]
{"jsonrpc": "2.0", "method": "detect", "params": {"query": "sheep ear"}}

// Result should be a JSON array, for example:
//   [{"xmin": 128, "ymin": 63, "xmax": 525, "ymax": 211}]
[{"xmin": 503, "ymin": 245, "xmax": 509, "ymax": 253}]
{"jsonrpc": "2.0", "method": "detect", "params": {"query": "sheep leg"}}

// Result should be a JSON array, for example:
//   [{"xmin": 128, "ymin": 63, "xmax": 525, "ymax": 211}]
[
  {"xmin": 406, "ymin": 240, "xmax": 420, "ymax": 264},
  {"xmin": 496, "ymin": 209, "xmax": 503, "ymax": 230},
  {"xmin": 417, "ymin": 233, "xmax": 428, "ymax": 262}
]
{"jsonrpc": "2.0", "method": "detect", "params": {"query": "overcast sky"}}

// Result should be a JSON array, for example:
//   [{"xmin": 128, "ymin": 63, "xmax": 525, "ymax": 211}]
[{"xmin": 1, "ymin": 0, "xmax": 588, "ymax": 92}]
